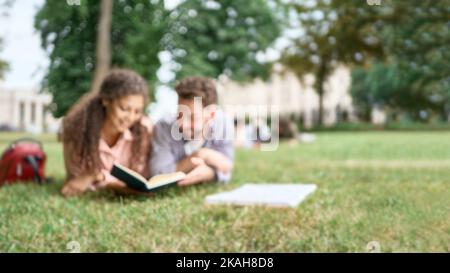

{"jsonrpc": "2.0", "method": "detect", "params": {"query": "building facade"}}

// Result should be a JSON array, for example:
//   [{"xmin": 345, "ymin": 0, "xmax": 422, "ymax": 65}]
[
  {"xmin": 216, "ymin": 66, "xmax": 356, "ymax": 128},
  {"xmin": 0, "ymin": 87, "xmax": 60, "ymax": 133}
]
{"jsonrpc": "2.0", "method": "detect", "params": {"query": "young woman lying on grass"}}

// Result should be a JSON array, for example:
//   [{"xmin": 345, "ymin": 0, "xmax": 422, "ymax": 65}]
[{"xmin": 61, "ymin": 69, "xmax": 152, "ymax": 197}]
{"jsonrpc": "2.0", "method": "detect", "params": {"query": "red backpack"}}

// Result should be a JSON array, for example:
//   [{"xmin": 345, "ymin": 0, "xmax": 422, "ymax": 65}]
[{"xmin": 0, "ymin": 138, "xmax": 46, "ymax": 185}]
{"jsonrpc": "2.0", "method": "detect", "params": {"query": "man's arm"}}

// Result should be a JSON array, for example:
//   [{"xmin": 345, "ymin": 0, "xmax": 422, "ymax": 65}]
[
  {"xmin": 177, "ymin": 157, "xmax": 215, "ymax": 186},
  {"xmin": 176, "ymin": 146, "xmax": 233, "ymax": 174},
  {"xmin": 196, "ymin": 148, "xmax": 233, "ymax": 173},
  {"xmin": 178, "ymin": 112, "xmax": 235, "ymax": 185}
]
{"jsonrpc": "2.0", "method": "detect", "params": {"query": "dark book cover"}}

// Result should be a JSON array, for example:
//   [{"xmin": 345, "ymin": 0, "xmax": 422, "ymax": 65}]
[{"xmin": 110, "ymin": 164, "xmax": 185, "ymax": 193}]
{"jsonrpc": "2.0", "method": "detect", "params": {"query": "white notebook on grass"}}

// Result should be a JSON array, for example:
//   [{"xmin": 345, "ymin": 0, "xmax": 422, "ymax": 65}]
[{"xmin": 205, "ymin": 184, "xmax": 317, "ymax": 208}]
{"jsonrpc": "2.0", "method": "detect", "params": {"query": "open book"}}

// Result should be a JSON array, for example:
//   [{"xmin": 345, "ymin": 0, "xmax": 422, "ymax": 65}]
[{"xmin": 110, "ymin": 163, "xmax": 186, "ymax": 192}]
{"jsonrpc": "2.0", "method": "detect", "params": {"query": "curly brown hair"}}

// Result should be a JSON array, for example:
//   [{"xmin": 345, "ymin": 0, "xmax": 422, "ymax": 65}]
[
  {"xmin": 63, "ymin": 68, "xmax": 150, "ymax": 175},
  {"xmin": 175, "ymin": 76, "xmax": 217, "ymax": 106}
]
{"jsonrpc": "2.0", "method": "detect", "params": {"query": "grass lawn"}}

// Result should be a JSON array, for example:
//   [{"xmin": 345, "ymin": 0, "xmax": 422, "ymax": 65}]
[{"xmin": 0, "ymin": 132, "xmax": 449, "ymax": 252}]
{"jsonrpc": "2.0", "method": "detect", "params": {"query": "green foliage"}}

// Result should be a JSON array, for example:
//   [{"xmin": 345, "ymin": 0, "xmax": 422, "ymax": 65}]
[
  {"xmin": 351, "ymin": 63, "xmax": 444, "ymax": 122},
  {"xmin": 283, "ymin": 0, "xmax": 384, "ymax": 72},
  {"xmin": 165, "ymin": 0, "xmax": 281, "ymax": 82},
  {"xmin": 351, "ymin": 0, "xmax": 450, "ymax": 121},
  {"xmin": 380, "ymin": 0, "xmax": 450, "ymax": 96},
  {"xmin": 283, "ymin": 0, "xmax": 449, "ymax": 123},
  {"xmin": 35, "ymin": 0, "xmax": 167, "ymax": 117}
]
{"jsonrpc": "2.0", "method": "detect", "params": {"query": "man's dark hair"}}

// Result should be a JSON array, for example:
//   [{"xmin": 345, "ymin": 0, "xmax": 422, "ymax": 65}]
[{"xmin": 175, "ymin": 76, "xmax": 217, "ymax": 106}]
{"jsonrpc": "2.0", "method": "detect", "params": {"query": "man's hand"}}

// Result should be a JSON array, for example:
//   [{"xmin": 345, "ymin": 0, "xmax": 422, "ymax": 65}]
[
  {"xmin": 195, "ymin": 148, "xmax": 233, "ymax": 173},
  {"xmin": 178, "ymin": 157, "xmax": 215, "ymax": 187}
]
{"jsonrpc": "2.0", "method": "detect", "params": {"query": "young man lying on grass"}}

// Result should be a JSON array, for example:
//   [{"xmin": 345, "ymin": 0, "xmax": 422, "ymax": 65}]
[{"xmin": 150, "ymin": 76, "xmax": 234, "ymax": 186}]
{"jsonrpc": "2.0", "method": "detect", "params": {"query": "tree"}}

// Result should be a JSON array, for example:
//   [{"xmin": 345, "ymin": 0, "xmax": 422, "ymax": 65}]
[
  {"xmin": 378, "ymin": 0, "xmax": 450, "ymax": 120},
  {"xmin": 351, "ymin": 0, "xmax": 450, "ymax": 121},
  {"xmin": 35, "ymin": 0, "xmax": 167, "ymax": 117},
  {"xmin": 281, "ymin": 0, "xmax": 385, "ymax": 125},
  {"xmin": 351, "ymin": 63, "xmax": 439, "ymax": 122},
  {"xmin": 164, "ymin": 0, "xmax": 281, "ymax": 82}
]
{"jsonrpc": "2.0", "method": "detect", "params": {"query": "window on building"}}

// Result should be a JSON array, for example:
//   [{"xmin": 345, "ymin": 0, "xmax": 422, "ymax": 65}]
[
  {"xmin": 31, "ymin": 102, "xmax": 36, "ymax": 124},
  {"xmin": 19, "ymin": 102, "xmax": 25, "ymax": 130}
]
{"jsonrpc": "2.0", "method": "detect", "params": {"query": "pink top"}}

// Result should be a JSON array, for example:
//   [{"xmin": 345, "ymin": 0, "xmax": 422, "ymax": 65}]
[{"xmin": 64, "ymin": 118, "xmax": 152, "ymax": 191}]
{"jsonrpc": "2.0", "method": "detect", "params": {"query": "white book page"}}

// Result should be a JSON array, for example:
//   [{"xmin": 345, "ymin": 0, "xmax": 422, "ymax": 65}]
[{"xmin": 205, "ymin": 184, "xmax": 317, "ymax": 208}]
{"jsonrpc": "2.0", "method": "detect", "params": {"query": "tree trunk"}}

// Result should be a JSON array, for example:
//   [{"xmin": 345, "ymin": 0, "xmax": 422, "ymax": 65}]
[
  {"xmin": 318, "ymin": 84, "xmax": 324, "ymax": 126},
  {"xmin": 316, "ymin": 60, "xmax": 328, "ymax": 126},
  {"xmin": 90, "ymin": 0, "xmax": 113, "ymax": 94}
]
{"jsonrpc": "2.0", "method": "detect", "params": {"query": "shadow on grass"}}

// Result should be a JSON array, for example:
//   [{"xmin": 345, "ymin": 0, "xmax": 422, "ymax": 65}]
[{"xmin": 27, "ymin": 177, "xmax": 222, "ymax": 203}]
